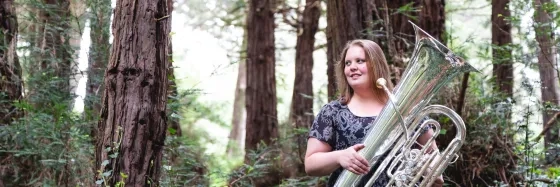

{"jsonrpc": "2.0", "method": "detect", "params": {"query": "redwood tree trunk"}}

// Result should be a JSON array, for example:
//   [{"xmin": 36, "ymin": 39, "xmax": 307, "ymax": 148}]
[
  {"xmin": 85, "ymin": 0, "xmax": 111, "ymax": 140},
  {"xmin": 418, "ymin": 0, "xmax": 445, "ymax": 42},
  {"xmin": 0, "ymin": 0, "xmax": 22, "ymax": 125},
  {"xmin": 492, "ymin": 0, "xmax": 513, "ymax": 96},
  {"xmin": 289, "ymin": 0, "xmax": 321, "ymax": 174},
  {"xmin": 95, "ymin": 0, "xmax": 172, "ymax": 185},
  {"xmin": 245, "ymin": 0, "xmax": 278, "ymax": 153},
  {"xmin": 244, "ymin": 0, "xmax": 279, "ymax": 185},
  {"xmin": 326, "ymin": 0, "xmax": 373, "ymax": 100},
  {"xmin": 491, "ymin": 0, "xmax": 516, "ymax": 184},
  {"xmin": 371, "ymin": 0, "xmax": 419, "ymax": 84},
  {"xmin": 533, "ymin": 0, "xmax": 560, "ymax": 164}
]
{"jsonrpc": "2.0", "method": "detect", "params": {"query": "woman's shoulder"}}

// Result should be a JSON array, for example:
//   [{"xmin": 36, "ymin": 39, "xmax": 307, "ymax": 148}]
[{"xmin": 321, "ymin": 99, "xmax": 345, "ymax": 111}]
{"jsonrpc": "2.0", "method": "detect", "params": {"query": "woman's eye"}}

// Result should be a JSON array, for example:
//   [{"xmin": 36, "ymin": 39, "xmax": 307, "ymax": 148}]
[
  {"xmin": 345, "ymin": 61, "xmax": 351, "ymax": 66},
  {"xmin": 357, "ymin": 59, "xmax": 365, "ymax": 63}
]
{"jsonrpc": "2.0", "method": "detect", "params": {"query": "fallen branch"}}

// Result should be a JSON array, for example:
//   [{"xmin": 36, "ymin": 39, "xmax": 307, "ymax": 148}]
[{"xmin": 532, "ymin": 111, "xmax": 560, "ymax": 142}]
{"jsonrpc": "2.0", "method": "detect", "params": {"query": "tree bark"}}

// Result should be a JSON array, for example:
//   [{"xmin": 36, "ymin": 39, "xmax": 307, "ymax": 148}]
[
  {"xmin": 418, "ymin": 0, "xmax": 445, "ymax": 42},
  {"xmin": 326, "ymin": 0, "xmax": 373, "ymax": 100},
  {"xmin": 289, "ymin": 0, "xmax": 321, "ymax": 175},
  {"xmin": 491, "ymin": 0, "xmax": 517, "ymax": 185},
  {"xmin": 95, "ymin": 0, "xmax": 172, "ymax": 185},
  {"xmin": 0, "ymin": 0, "xmax": 22, "ymax": 125},
  {"xmin": 533, "ymin": 0, "xmax": 560, "ymax": 164},
  {"xmin": 371, "ymin": 0, "xmax": 420, "ymax": 84},
  {"xmin": 86, "ymin": 0, "xmax": 111, "ymax": 141},
  {"xmin": 0, "ymin": 1, "xmax": 21, "ymax": 184},
  {"xmin": 492, "ymin": 0, "xmax": 513, "ymax": 96},
  {"xmin": 244, "ymin": 0, "xmax": 279, "ymax": 185},
  {"xmin": 227, "ymin": 29, "xmax": 247, "ymax": 157}
]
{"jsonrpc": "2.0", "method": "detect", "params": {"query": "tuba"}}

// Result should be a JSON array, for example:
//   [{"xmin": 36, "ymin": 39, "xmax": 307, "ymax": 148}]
[{"xmin": 334, "ymin": 22, "xmax": 477, "ymax": 187}]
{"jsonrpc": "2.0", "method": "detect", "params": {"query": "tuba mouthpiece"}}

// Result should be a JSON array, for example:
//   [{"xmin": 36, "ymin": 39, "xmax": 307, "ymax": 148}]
[{"xmin": 376, "ymin": 78, "xmax": 387, "ymax": 89}]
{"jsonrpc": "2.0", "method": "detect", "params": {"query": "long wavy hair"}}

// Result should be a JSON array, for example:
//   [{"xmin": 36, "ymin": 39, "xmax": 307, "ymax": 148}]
[{"xmin": 335, "ymin": 39, "xmax": 394, "ymax": 105}]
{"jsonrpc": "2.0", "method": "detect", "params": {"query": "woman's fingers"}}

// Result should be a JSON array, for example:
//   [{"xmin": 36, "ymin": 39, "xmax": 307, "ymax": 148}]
[
  {"xmin": 356, "ymin": 154, "xmax": 370, "ymax": 168},
  {"xmin": 352, "ymin": 159, "xmax": 369, "ymax": 174},
  {"xmin": 348, "ymin": 163, "xmax": 367, "ymax": 175},
  {"xmin": 347, "ymin": 159, "xmax": 369, "ymax": 175}
]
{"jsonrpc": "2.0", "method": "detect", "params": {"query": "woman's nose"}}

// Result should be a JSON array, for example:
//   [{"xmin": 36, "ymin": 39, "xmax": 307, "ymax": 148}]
[{"xmin": 349, "ymin": 62, "xmax": 358, "ymax": 71}]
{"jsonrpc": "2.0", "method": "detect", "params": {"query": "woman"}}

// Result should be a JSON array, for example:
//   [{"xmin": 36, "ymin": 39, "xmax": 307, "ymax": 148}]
[{"xmin": 304, "ymin": 39, "xmax": 444, "ymax": 186}]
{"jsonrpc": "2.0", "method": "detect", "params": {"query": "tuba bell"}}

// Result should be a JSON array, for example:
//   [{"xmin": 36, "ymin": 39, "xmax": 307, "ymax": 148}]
[{"xmin": 334, "ymin": 22, "xmax": 477, "ymax": 187}]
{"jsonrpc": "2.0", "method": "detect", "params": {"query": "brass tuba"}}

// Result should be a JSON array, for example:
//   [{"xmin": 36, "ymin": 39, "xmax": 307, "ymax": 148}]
[{"xmin": 334, "ymin": 22, "xmax": 477, "ymax": 187}]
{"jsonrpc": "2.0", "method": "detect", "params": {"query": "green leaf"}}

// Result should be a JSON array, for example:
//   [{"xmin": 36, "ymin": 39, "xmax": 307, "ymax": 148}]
[
  {"xmin": 120, "ymin": 172, "xmax": 128, "ymax": 179},
  {"xmin": 103, "ymin": 170, "xmax": 112, "ymax": 177},
  {"xmin": 102, "ymin": 160, "xmax": 109, "ymax": 166}
]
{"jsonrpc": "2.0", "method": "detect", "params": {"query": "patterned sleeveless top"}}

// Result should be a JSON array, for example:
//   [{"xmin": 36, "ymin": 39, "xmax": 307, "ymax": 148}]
[{"xmin": 308, "ymin": 100, "xmax": 431, "ymax": 187}]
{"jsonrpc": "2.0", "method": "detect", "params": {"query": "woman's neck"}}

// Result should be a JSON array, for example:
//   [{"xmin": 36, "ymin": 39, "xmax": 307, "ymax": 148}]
[
  {"xmin": 347, "ymin": 88, "xmax": 385, "ymax": 117},
  {"xmin": 351, "ymin": 88, "xmax": 380, "ymax": 105}
]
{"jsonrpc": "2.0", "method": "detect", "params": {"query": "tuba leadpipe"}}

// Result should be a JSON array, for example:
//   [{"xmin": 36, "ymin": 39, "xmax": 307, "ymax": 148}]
[{"xmin": 334, "ymin": 21, "xmax": 477, "ymax": 187}]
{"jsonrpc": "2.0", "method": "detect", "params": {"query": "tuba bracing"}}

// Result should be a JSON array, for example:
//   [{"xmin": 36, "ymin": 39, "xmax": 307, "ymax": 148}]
[{"xmin": 334, "ymin": 22, "xmax": 477, "ymax": 187}]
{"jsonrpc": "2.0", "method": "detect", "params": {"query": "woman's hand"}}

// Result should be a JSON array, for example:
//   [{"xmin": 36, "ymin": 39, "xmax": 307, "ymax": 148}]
[
  {"xmin": 431, "ymin": 175, "xmax": 444, "ymax": 187},
  {"xmin": 337, "ymin": 144, "xmax": 370, "ymax": 175}
]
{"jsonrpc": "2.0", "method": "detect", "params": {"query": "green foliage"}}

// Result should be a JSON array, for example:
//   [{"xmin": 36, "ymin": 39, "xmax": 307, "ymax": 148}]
[{"xmin": 0, "ymin": 102, "xmax": 94, "ymax": 186}]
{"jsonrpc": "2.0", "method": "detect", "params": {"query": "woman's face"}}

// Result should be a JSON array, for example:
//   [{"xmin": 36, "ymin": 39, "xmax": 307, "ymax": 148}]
[{"xmin": 344, "ymin": 45, "xmax": 371, "ymax": 90}]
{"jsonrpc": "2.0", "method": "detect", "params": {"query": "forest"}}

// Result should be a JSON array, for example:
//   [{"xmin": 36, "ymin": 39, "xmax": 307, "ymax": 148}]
[{"xmin": 1, "ymin": 0, "xmax": 560, "ymax": 186}]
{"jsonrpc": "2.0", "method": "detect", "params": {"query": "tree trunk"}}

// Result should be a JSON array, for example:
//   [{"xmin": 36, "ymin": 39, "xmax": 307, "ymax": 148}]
[
  {"xmin": 95, "ymin": 0, "xmax": 172, "ymax": 185},
  {"xmin": 227, "ymin": 29, "xmax": 247, "ymax": 157},
  {"xmin": 244, "ymin": 0, "xmax": 279, "ymax": 185},
  {"xmin": 0, "ymin": 0, "xmax": 22, "ymax": 125},
  {"xmin": 326, "ymin": 0, "xmax": 373, "ymax": 100},
  {"xmin": 0, "ymin": 1, "xmax": 21, "ymax": 184},
  {"xmin": 492, "ymin": 0, "xmax": 513, "ymax": 96},
  {"xmin": 85, "ymin": 0, "xmax": 111, "ymax": 141},
  {"xmin": 371, "ymin": 0, "xmax": 419, "ymax": 84},
  {"xmin": 288, "ymin": 0, "xmax": 320, "ymax": 176},
  {"xmin": 533, "ymin": 0, "xmax": 560, "ymax": 164},
  {"xmin": 30, "ymin": 0, "xmax": 74, "ymax": 109},
  {"xmin": 491, "ymin": 0, "xmax": 517, "ymax": 185},
  {"xmin": 418, "ymin": 0, "xmax": 445, "ymax": 42}
]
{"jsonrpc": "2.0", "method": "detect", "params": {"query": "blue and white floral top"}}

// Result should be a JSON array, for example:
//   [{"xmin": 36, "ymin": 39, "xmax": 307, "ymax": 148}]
[{"xmin": 308, "ymin": 99, "xmax": 431, "ymax": 187}]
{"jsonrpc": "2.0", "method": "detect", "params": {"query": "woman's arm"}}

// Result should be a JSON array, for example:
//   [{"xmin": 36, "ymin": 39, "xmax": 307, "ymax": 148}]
[{"xmin": 304, "ymin": 138, "xmax": 370, "ymax": 176}]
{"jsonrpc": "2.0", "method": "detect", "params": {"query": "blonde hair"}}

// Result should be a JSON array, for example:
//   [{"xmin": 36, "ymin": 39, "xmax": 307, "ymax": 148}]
[{"xmin": 335, "ymin": 39, "xmax": 394, "ymax": 105}]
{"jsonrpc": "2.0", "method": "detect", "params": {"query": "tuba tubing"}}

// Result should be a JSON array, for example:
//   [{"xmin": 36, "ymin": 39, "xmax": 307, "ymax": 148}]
[{"xmin": 333, "ymin": 21, "xmax": 477, "ymax": 187}]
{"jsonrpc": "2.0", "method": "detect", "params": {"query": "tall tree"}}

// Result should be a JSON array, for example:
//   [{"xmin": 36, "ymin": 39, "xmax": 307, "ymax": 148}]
[
  {"xmin": 244, "ymin": 0, "xmax": 279, "ymax": 185},
  {"xmin": 85, "ymin": 0, "xmax": 111, "ymax": 140},
  {"xmin": 326, "ymin": 0, "xmax": 373, "ymax": 99},
  {"xmin": 227, "ymin": 30, "xmax": 247, "ymax": 157},
  {"xmin": 533, "ymin": 0, "xmax": 560, "ymax": 164},
  {"xmin": 0, "ymin": 0, "xmax": 22, "ymax": 125},
  {"xmin": 0, "ymin": 0, "xmax": 21, "ymax": 184},
  {"xmin": 418, "ymin": 0, "xmax": 445, "ymax": 42},
  {"xmin": 288, "ymin": 0, "xmax": 321, "ymax": 175},
  {"xmin": 491, "ymin": 0, "xmax": 517, "ymax": 185},
  {"xmin": 27, "ymin": 0, "xmax": 74, "ymax": 110},
  {"xmin": 492, "ymin": 0, "xmax": 513, "ymax": 96},
  {"xmin": 369, "ymin": 0, "xmax": 448, "ymax": 84},
  {"xmin": 95, "ymin": 0, "xmax": 172, "ymax": 185}
]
